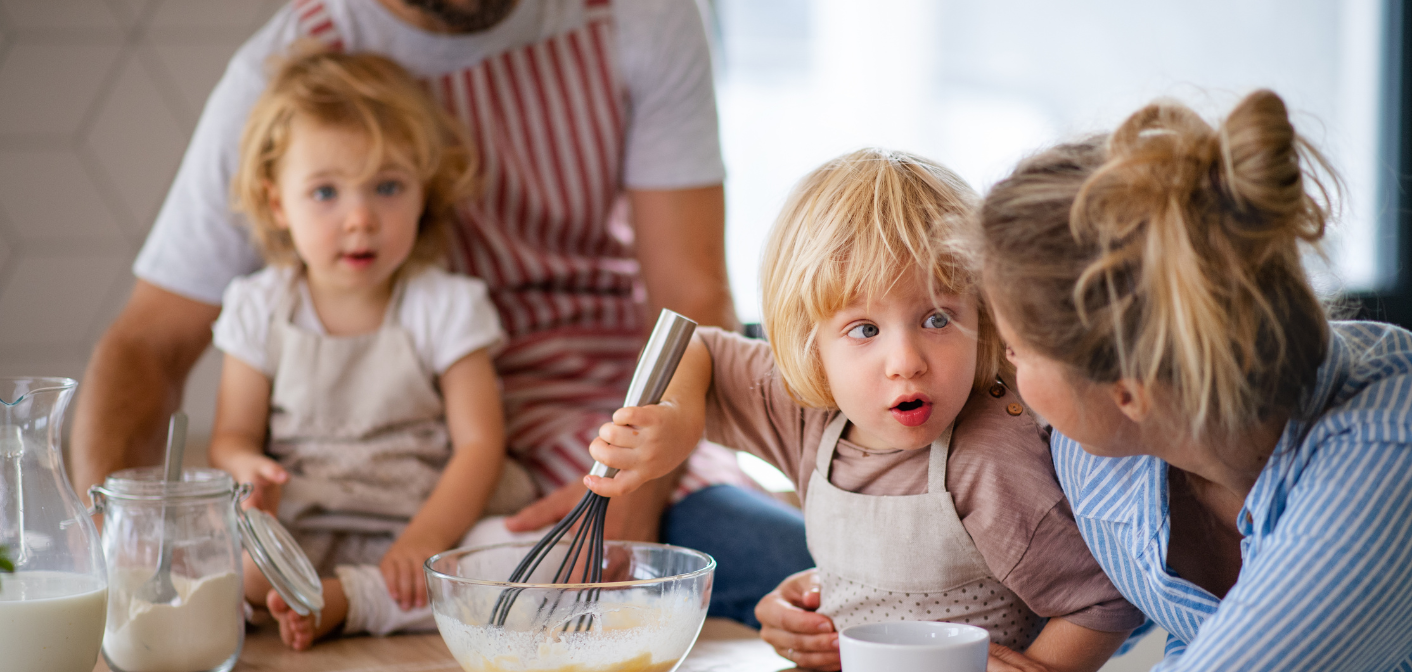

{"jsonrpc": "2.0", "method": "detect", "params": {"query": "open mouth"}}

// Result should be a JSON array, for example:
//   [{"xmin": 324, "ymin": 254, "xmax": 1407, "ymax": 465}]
[
  {"xmin": 889, "ymin": 396, "xmax": 933, "ymax": 427},
  {"xmin": 895, "ymin": 399, "xmax": 925, "ymax": 412}
]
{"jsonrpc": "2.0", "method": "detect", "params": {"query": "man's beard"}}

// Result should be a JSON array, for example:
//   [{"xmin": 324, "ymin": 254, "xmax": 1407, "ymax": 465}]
[{"xmin": 402, "ymin": 0, "xmax": 519, "ymax": 33}]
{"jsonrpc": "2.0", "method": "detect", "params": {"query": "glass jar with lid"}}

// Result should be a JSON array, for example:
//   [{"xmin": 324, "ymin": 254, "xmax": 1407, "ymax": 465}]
[
  {"xmin": 91, "ymin": 467, "xmax": 247, "ymax": 672},
  {"xmin": 91, "ymin": 466, "xmax": 325, "ymax": 672}
]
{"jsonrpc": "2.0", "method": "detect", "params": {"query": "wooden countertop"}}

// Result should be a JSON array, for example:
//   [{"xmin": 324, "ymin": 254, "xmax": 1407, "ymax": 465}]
[{"xmin": 93, "ymin": 617, "xmax": 796, "ymax": 672}]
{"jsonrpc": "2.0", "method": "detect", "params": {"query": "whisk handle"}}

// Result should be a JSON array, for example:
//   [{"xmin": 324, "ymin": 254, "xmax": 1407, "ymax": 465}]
[{"xmin": 589, "ymin": 309, "xmax": 697, "ymax": 479}]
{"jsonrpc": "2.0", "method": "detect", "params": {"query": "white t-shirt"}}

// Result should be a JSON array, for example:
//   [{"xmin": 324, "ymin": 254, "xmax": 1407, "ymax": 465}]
[
  {"xmin": 213, "ymin": 266, "xmax": 505, "ymax": 377},
  {"xmin": 135, "ymin": 0, "xmax": 724, "ymax": 305}
]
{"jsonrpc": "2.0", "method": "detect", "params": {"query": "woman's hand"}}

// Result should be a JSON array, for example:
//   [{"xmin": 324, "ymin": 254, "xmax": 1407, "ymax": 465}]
[
  {"xmin": 755, "ymin": 568, "xmax": 840, "ymax": 671},
  {"xmin": 988, "ymin": 644, "xmax": 1060, "ymax": 672}
]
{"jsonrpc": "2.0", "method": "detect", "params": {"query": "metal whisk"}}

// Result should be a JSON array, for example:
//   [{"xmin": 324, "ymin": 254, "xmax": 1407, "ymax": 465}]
[{"xmin": 490, "ymin": 309, "xmax": 697, "ymax": 628}]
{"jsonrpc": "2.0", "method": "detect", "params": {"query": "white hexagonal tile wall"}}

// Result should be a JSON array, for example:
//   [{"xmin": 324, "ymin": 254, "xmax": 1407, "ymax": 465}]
[
  {"xmin": 83, "ymin": 270, "xmax": 133, "ymax": 344},
  {"xmin": 0, "ymin": 39, "xmax": 124, "ymax": 137},
  {"xmin": 0, "ymin": 225, "xmax": 11, "ymax": 277},
  {"xmin": 254, "ymin": 0, "xmax": 285, "ymax": 28},
  {"xmin": 0, "ymin": 354, "xmax": 89, "ymax": 381},
  {"xmin": 85, "ymin": 57, "xmax": 188, "ymax": 234},
  {"xmin": 0, "ymin": 0, "xmax": 123, "ymax": 31},
  {"xmin": 106, "ymin": 0, "xmax": 153, "ymax": 27},
  {"xmin": 148, "ymin": 0, "xmax": 272, "ymax": 30},
  {"xmin": 148, "ymin": 36, "xmax": 246, "ymax": 122},
  {"xmin": 0, "ymin": 250, "xmax": 127, "ymax": 347},
  {"xmin": 0, "ymin": 149, "xmax": 128, "ymax": 244}
]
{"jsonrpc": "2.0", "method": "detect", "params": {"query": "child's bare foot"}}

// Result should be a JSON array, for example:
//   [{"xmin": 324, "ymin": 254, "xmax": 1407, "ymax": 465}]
[{"xmin": 268, "ymin": 578, "xmax": 348, "ymax": 651}]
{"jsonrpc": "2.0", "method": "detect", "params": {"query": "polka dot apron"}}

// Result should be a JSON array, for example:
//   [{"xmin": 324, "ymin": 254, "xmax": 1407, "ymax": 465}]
[{"xmin": 804, "ymin": 413, "xmax": 1044, "ymax": 649}]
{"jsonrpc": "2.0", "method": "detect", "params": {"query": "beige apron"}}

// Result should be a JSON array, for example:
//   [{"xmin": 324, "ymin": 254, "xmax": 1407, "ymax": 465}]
[
  {"xmin": 804, "ymin": 413, "xmax": 1044, "ymax": 649},
  {"xmin": 265, "ymin": 274, "xmax": 535, "ymax": 574}
]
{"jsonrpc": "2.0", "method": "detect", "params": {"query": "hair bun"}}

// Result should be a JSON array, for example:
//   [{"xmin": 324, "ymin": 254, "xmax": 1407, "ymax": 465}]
[{"xmin": 1215, "ymin": 90, "xmax": 1301, "ymax": 219}]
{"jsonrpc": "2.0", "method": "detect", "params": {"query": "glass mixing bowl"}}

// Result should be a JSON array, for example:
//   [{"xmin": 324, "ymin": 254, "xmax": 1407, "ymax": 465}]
[{"xmin": 425, "ymin": 541, "xmax": 714, "ymax": 672}]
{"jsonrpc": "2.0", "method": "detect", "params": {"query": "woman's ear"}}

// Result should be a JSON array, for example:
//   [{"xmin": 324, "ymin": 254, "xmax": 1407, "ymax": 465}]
[
  {"xmin": 265, "ymin": 180, "xmax": 289, "ymax": 230},
  {"xmin": 1110, "ymin": 379, "xmax": 1151, "ymax": 423}
]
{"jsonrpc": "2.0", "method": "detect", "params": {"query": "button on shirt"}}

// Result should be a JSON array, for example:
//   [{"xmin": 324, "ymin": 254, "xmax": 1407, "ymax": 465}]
[{"xmin": 1052, "ymin": 322, "xmax": 1412, "ymax": 671}]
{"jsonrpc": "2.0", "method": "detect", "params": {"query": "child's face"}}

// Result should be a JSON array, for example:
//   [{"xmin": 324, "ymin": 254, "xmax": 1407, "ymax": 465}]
[
  {"xmin": 817, "ymin": 270, "xmax": 979, "ymax": 451},
  {"xmin": 269, "ymin": 116, "xmax": 424, "ymax": 292}
]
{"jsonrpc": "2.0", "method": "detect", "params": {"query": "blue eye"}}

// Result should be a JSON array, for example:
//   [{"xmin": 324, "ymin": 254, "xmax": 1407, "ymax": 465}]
[
  {"xmin": 311, "ymin": 185, "xmax": 336, "ymax": 201},
  {"xmin": 375, "ymin": 180, "xmax": 403, "ymax": 196},
  {"xmin": 846, "ymin": 324, "xmax": 879, "ymax": 339},
  {"xmin": 924, "ymin": 313, "xmax": 951, "ymax": 329}
]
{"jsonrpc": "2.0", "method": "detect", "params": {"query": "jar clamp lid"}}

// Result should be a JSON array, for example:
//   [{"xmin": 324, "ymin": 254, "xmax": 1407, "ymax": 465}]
[
  {"xmin": 236, "ymin": 504, "xmax": 325, "ymax": 623},
  {"xmin": 93, "ymin": 467, "xmax": 325, "ymax": 622}
]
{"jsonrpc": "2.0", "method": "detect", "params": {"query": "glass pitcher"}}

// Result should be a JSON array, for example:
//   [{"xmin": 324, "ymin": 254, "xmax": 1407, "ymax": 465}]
[{"xmin": 0, "ymin": 377, "xmax": 108, "ymax": 672}]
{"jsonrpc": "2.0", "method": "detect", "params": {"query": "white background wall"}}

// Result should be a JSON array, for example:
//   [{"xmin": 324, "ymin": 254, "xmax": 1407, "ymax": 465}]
[
  {"xmin": 0, "ymin": 0, "xmax": 284, "ymax": 452},
  {"xmin": 713, "ymin": 0, "xmax": 1391, "ymax": 325}
]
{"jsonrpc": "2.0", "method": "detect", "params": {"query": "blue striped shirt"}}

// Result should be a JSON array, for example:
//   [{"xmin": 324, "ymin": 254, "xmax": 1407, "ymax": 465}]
[{"xmin": 1053, "ymin": 322, "xmax": 1412, "ymax": 671}]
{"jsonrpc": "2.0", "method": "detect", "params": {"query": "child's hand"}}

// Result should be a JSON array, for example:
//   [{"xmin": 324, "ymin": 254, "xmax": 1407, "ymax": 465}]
[
  {"xmin": 756, "ymin": 568, "xmax": 839, "ymax": 671},
  {"xmin": 584, "ymin": 399, "xmax": 705, "ymax": 498},
  {"xmin": 380, "ymin": 532, "xmax": 441, "ymax": 611},
  {"xmin": 222, "ymin": 453, "xmax": 288, "ymax": 515}
]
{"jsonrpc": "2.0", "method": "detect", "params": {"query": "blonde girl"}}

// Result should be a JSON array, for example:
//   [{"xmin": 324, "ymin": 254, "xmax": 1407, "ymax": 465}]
[
  {"xmin": 976, "ymin": 89, "xmax": 1412, "ymax": 672},
  {"xmin": 586, "ymin": 148, "xmax": 1145, "ymax": 672},
  {"xmin": 209, "ymin": 48, "xmax": 532, "ymax": 650}
]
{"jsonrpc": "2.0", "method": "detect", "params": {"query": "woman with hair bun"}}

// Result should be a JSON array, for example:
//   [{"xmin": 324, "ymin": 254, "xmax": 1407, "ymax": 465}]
[{"xmin": 976, "ymin": 90, "xmax": 1412, "ymax": 671}]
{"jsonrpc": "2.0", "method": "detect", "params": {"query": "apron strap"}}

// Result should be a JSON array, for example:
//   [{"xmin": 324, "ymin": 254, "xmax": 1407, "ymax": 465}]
[
  {"xmin": 928, "ymin": 423, "xmax": 954, "ymax": 494},
  {"xmin": 382, "ymin": 273, "xmax": 410, "ymax": 324},
  {"xmin": 277, "ymin": 270, "xmax": 411, "ymax": 330},
  {"xmin": 815, "ymin": 413, "xmax": 955, "ymax": 493},
  {"xmin": 267, "ymin": 270, "xmax": 306, "ymax": 370},
  {"xmin": 816, "ymin": 413, "xmax": 849, "ymax": 479}
]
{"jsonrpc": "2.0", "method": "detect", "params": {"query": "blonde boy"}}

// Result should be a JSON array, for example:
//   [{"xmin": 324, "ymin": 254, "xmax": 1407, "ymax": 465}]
[{"xmin": 587, "ymin": 149, "xmax": 1144, "ymax": 672}]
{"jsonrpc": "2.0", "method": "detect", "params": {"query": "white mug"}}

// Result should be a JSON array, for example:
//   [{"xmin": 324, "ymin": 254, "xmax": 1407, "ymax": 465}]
[{"xmin": 839, "ymin": 621, "xmax": 989, "ymax": 672}]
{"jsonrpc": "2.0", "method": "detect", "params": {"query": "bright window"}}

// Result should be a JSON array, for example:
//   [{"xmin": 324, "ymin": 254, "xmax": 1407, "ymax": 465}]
[{"xmin": 712, "ymin": 0, "xmax": 1392, "ymax": 324}]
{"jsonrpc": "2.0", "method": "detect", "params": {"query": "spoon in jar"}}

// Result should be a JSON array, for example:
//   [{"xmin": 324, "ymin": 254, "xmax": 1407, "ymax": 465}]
[{"xmin": 134, "ymin": 411, "xmax": 187, "ymax": 604}]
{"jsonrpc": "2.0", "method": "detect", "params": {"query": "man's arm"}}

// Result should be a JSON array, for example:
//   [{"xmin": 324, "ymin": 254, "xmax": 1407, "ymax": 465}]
[
  {"xmin": 614, "ymin": 184, "xmax": 736, "ymax": 537},
  {"xmin": 505, "ymin": 185, "xmax": 738, "ymax": 540},
  {"xmin": 629, "ymin": 185, "xmax": 740, "ymax": 332},
  {"xmin": 71, "ymin": 280, "xmax": 221, "ymax": 500}
]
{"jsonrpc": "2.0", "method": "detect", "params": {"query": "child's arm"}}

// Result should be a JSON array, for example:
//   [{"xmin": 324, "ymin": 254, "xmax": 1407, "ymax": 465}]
[
  {"xmin": 208, "ymin": 354, "xmax": 287, "ymax": 514},
  {"xmin": 583, "ymin": 334, "xmax": 713, "ymax": 498},
  {"xmin": 379, "ymin": 348, "xmax": 505, "ymax": 611},
  {"xmin": 989, "ymin": 618, "xmax": 1132, "ymax": 672}
]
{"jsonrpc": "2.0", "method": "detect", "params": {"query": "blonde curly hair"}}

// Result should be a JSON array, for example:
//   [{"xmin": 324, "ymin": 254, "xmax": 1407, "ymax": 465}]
[
  {"xmin": 232, "ymin": 45, "xmax": 476, "ymax": 269},
  {"xmin": 761, "ymin": 148, "xmax": 1003, "ymax": 409}
]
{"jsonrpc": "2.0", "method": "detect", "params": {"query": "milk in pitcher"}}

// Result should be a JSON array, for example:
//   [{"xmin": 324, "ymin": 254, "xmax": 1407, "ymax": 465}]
[{"xmin": 0, "ymin": 571, "xmax": 108, "ymax": 672}]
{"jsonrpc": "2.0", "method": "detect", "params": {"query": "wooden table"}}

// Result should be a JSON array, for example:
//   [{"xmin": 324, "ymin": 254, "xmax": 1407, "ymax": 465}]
[{"xmin": 93, "ymin": 618, "xmax": 796, "ymax": 672}]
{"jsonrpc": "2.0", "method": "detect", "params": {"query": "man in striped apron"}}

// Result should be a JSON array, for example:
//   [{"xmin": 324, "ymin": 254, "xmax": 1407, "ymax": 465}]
[{"xmin": 71, "ymin": 0, "xmax": 812, "ymax": 626}]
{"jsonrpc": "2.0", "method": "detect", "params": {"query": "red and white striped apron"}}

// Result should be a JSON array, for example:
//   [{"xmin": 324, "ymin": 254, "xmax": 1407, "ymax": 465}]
[{"xmin": 292, "ymin": 0, "xmax": 746, "ymax": 499}]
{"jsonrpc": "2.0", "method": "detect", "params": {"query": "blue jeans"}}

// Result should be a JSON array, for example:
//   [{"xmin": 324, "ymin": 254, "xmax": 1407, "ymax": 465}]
[{"xmin": 661, "ymin": 484, "xmax": 814, "ymax": 629}]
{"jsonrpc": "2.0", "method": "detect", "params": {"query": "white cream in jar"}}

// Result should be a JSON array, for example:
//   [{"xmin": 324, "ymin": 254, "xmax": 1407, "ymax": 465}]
[{"xmin": 102, "ymin": 569, "xmax": 242, "ymax": 672}]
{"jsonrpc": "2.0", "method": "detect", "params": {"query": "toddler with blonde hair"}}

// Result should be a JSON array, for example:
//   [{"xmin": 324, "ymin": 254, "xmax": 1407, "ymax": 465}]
[
  {"xmin": 209, "ymin": 47, "xmax": 534, "ymax": 650},
  {"xmin": 585, "ymin": 148, "xmax": 1144, "ymax": 671}
]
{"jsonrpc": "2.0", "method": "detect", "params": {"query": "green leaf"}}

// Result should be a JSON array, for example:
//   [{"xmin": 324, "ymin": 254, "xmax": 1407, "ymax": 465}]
[{"xmin": 0, "ymin": 544, "xmax": 12, "ymax": 573}]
